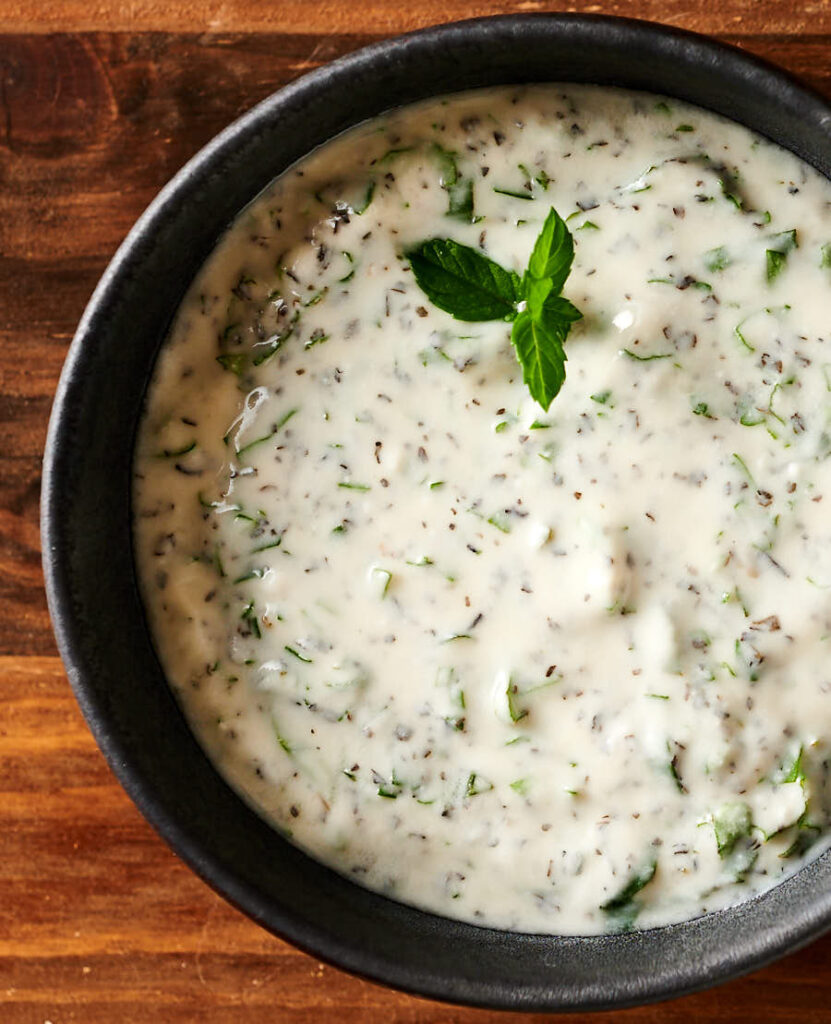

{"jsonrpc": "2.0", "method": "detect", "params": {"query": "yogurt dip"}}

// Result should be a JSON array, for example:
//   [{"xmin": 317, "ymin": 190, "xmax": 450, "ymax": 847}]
[{"xmin": 134, "ymin": 85, "xmax": 831, "ymax": 934}]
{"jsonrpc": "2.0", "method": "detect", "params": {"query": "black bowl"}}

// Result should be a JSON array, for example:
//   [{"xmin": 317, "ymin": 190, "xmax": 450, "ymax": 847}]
[{"xmin": 42, "ymin": 14, "xmax": 831, "ymax": 1012}]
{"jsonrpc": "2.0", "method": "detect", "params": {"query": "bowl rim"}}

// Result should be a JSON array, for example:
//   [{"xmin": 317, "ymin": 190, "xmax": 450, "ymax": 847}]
[{"xmin": 42, "ymin": 12, "xmax": 831, "ymax": 1012}]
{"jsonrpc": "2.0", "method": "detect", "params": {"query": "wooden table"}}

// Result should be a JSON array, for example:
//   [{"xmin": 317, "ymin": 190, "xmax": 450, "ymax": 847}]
[{"xmin": 2, "ymin": 2, "xmax": 829, "ymax": 1020}]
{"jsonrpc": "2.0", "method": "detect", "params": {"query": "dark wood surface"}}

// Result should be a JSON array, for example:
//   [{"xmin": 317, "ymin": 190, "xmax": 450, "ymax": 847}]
[{"xmin": 2, "ymin": 4, "xmax": 830, "ymax": 1019}]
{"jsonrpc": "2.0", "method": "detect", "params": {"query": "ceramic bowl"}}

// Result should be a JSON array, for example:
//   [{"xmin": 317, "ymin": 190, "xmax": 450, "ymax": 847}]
[{"xmin": 42, "ymin": 14, "xmax": 831, "ymax": 1011}]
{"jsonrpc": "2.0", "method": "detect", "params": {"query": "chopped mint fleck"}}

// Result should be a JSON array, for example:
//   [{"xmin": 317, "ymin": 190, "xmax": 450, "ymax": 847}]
[
  {"xmin": 713, "ymin": 802, "xmax": 752, "ymax": 857},
  {"xmin": 704, "ymin": 246, "xmax": 731, "ymax": 272},
  {"xmin": 466, "ymin": 772, "xmax": 494, "ymax": 797},
  {"xmin": 284, "ymin": 645, "xmax": 313, "ymax": 664}
]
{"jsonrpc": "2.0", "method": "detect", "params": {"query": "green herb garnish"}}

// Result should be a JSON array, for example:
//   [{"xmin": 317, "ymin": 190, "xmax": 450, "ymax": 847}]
[
  {"xmin": 601, "ymin": 859, "xmax": 657, "ymax": 931},
  {"xmin": 493, "ymin": 185, "xmax": 534, "ymax": 201},
  {"xmin": 405, "ymin": 207, "xmax": 582, "ymax": 410},
  {"xmin": 704, "ymin": 245, "xmax": 731, "ymax": 273},
  {"xmin": 404, "ymin": 238, "xmax": 520, "ymax": 321},
  {"xmin": 713, "ymin": 801, "xmax": 752, "ymax": 857},
  {"xmin": 216, "ymin": 353, "xmax": 246, "ymax": 377},
  {"xmin": 601, "ymin": 859, "xmax": 657, "ymax": 911},
  {"xmin": 447, "ymin": 178, "xmax": 475, "ymax": 221},
  {"xmin": 766, "ymin": 249, "xmax": 787, "ymax": 282},
  {"xmin": 622, "ymin": 348, "xmax": 671, "ymax": 362},
  {"xmin": 241, "ymin": 601, "xmax": 261, "ymax": 639},
  {"xmin": 775, "ymin": 745, "xmax": 805, "ymax": 785},
  {"xmin": 465, "ymin": 772, "xmax": 494, "ymax": 797},
  {"xmin": 284, "ymin": 644, "xmax": 312, "ymax": 664},
  {"xmin": 430, "ymin": 144, "xmax": 476, "ymax": 221},
  {"xmin": 766, "ymin": 229, "xmax": 798, "ymax": 282},
  {"xmin": 355, "ymin": 180, "xmax": 375, "ymax": 214}
]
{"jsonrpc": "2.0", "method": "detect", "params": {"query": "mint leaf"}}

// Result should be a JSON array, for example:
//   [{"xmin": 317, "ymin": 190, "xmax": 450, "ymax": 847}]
[
  {"xmin": 405, "ymin": 238, "xmax": 520, "ymax": 321},
  {"xmin": 526, "ymin": 206, "xmax": 574, "ymax": 292},
  {"xmin": 600, "ymin": 858, "xmax": 657, "ymax": 931},
  {"xmin": 775, "ymin": 745, "xmax": 805, "ymax": 785},
  {"xmin": 354, "ymin": 179, "xmax": 375, "ymax": 214},
  {"xmin": 542, "ymin": 295, "xmax": 582, "ymax": 323},
  {"xmin": 713, "ymin": 801, "xmax": 752, "ymax": 857},
  {"xmin": 431, "ymin": 143, "xmax": 459, "ymax": 186},
  {"xmin": 767, "ymin": 229, "xmax": 798, "ymax": 282},
  {"xmin": 704, "ymin": 245, "xmax": 730, "ymax": 272},
  {"xmin": 601, "ymin": 859, "xmax": 657, "ymax": 912},
  {"xmin": 781, "ymin": 825, "xmax": 821, "ymax": 860},
  {"xmin": 766, "ymin": 249, "xmax": 787, "ymax": 282},
  {"xmin": 216, "ymin": 353, "xmax": 246, "ymax": 376},
  {"xmin": 525, "ymin": 276, "xmax": 553, "ymax": 319},
  {"xmin": 493, "ymin": 185, "xmax": 534, "ymax": 201},
  {"xmin": 430, "ymin": 144, "xmax": 476, "ymax": 221},
  {"xmin": 514, "ymin": 208, "xmax": 581, "ymax": 408},
  {"xmin": 769, "ymin": 228, "xmax": 798, "ymax": 254},
  {"xmin": 511, "ymin": 309, "xmax": 568, "ymax": 411},
  {"xmin": 447, "ymin": 178, "xmax": 475, "ymax": 222}
]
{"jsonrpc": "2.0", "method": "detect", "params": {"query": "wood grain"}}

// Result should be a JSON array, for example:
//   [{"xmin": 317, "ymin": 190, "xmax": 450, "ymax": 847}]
[
  {"xmin": 2, "ymin": 5, "xmax": 831, "ymax": 1020},
  {"xmin": 1, "ymin": 0, "xmax": 831, "ymax": 35}
]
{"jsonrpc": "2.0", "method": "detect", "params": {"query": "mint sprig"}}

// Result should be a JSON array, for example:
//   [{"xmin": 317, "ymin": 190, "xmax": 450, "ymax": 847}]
[{"xmin": 404, "ymin": 207, "xmax": 582, "ymax": 410}]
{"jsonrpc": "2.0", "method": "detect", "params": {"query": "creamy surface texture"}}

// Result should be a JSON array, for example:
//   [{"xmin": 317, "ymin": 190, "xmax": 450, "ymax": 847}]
[{"xmin": 134, "ymin": 86, "xmax": 831, "ymax": 935}]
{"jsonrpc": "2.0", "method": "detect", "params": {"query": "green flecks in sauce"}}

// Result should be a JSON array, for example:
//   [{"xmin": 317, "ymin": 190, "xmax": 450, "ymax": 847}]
[{"xmin": 134, "ymin": 84, "xmax": 831, "ymax": 938}]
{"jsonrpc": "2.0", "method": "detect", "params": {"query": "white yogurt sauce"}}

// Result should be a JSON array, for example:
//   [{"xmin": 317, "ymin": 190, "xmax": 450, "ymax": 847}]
[{"xmin": 134, "ymin": 85, "xmax": 831, "ymax": 934}]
